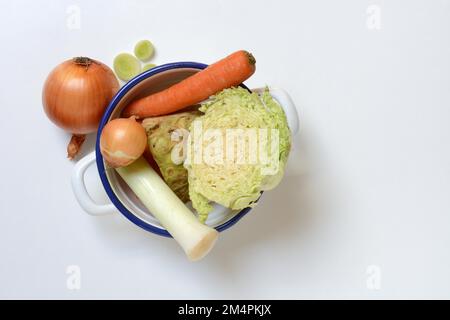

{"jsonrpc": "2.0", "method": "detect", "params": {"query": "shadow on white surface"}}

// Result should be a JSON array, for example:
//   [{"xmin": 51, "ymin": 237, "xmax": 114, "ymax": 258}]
[
  {"xmin": 77, "ymin": 133, "xmax": 97, "ymax": 160},
  {"xmin": 206, "ymin": 174, "xmax": 316, "ymax": 271}
]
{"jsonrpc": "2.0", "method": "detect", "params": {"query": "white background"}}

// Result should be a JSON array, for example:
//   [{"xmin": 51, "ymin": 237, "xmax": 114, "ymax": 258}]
[{"xmin": 0, "ymin": 0, "xmax": 449, "ymax": 299}]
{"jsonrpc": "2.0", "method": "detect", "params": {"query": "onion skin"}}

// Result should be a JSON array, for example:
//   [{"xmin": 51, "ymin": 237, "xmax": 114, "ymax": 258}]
[
  {"xmin": 100, "ymin": 117, "xmax": 148, "ymax": 168},
  {"xmin": 42, "ymin": 57, "xmax": 119, "ymax": 158}
]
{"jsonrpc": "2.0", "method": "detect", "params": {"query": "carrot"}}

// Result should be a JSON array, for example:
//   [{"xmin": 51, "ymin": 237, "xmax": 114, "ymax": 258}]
[{"xmin": 122, "ymin": 50, "xmax": 256, "ymax": 118}]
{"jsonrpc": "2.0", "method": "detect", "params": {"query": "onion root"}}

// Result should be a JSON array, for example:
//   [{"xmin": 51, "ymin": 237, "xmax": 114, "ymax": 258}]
[{"xmin": 67, "ymin": 134, "xmax": 86, "ymax": 159}]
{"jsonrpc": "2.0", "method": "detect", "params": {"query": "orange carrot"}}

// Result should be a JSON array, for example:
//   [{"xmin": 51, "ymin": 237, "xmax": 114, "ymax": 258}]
[{"xmin": 122, "ymin": 50, "xmax": 256, "ymax": 118}]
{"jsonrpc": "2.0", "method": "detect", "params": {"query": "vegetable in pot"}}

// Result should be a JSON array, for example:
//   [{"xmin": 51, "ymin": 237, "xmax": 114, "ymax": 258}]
[
  {"xmin": 142, "ymin": 111, "xmax": 201, "ymax": 202},
  {"xmin": 185, "ymin": 87, "xmax": 291, "ymax": 222},
  {"xmin": 42, "ymin": 57, "xmax": 119, "ymax": 159},
  {"xmin": 100, "ymin": 117, "xmax": 147, "ymax": 168},
  {"xmin": 115, "ymin": 157, "xmax": 219, "ymax": 261},
  {"xmin": 122, "ymin": 50, "xmax": 256, "ymax": 119}
]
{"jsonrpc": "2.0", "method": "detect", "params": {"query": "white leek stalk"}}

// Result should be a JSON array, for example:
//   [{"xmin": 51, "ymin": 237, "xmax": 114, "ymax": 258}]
[{"xmin": 115, "ymin": 157, "xmax": 219, "ymax": 261}]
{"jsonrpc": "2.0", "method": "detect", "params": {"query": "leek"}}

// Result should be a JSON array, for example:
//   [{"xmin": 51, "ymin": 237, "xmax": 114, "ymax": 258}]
[{"xmin": 115, "ymin": 157, "xmax": 219, "ymax": 261}]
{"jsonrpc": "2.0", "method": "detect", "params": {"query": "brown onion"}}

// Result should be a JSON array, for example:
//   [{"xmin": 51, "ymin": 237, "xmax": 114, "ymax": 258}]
[
  {"xmin": 42, "ymin": 57, "xmax": 119, "ymax": 159},
  {"xmin": 100, "ymin": 117, "xmax": 148, "ymax": 168}
]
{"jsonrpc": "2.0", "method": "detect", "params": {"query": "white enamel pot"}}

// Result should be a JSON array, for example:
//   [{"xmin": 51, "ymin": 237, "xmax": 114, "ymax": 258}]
[{"xmin": 71, "ymin": 62, "xmax": 300, "ymax": 237}]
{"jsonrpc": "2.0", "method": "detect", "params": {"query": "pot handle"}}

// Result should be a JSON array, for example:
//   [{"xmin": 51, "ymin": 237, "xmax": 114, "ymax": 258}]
[
  {"xmin": 71, "ymin": 151, "xmax": 116, "ymax": 216},
  {"xmin": 252, "ymin": 87, "xmax": 301, "ymax": 135}
]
